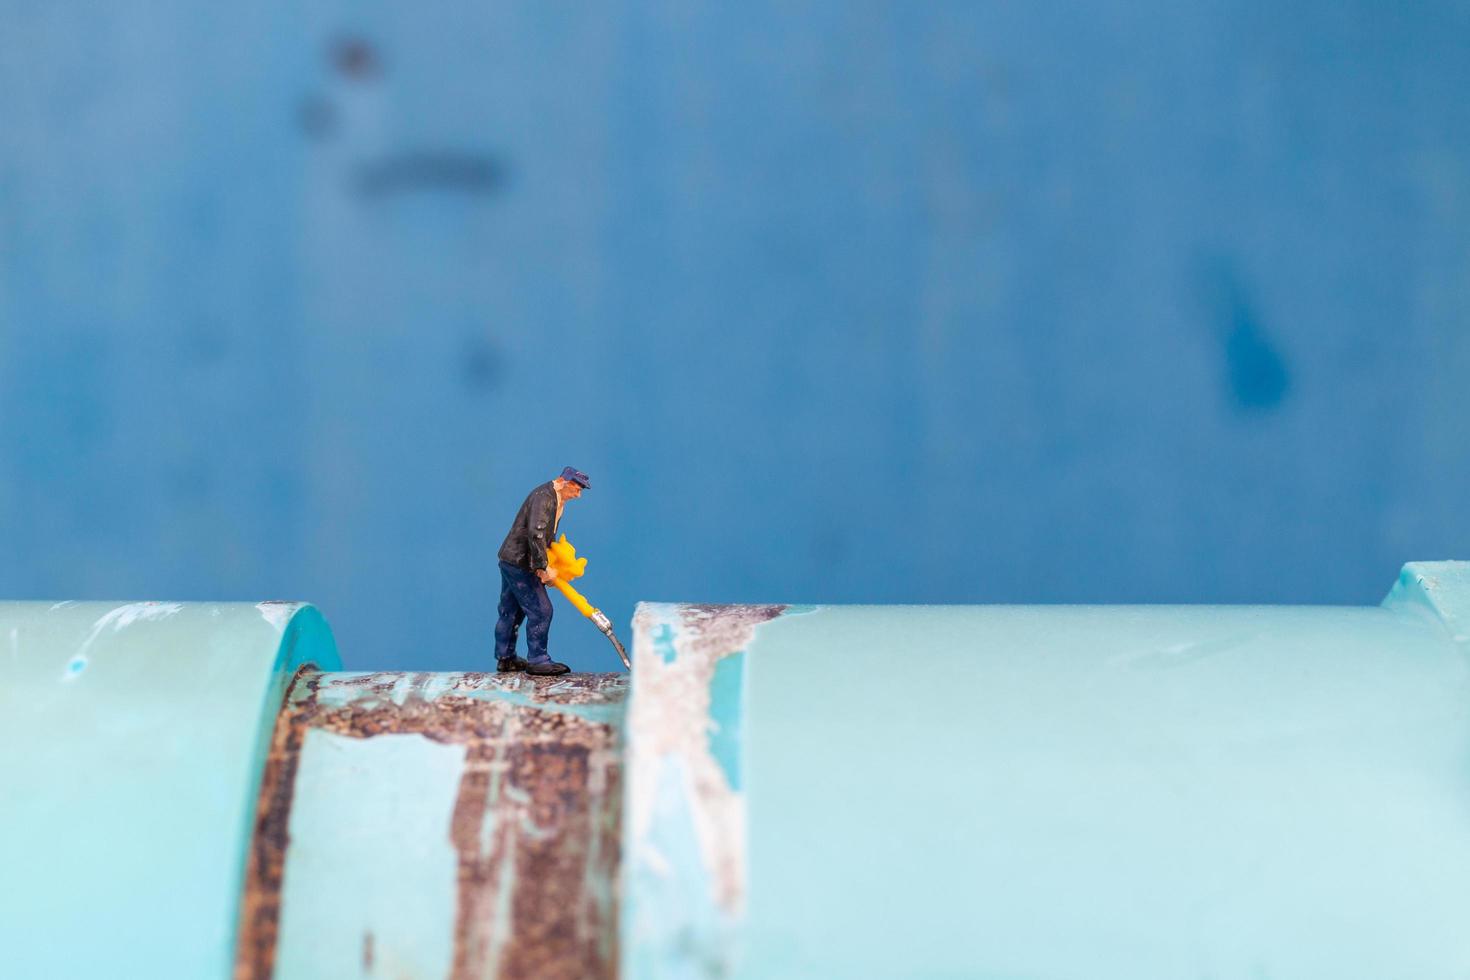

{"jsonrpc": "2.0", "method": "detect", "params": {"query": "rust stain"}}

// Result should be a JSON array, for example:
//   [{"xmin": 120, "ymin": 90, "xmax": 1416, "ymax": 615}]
[
  {"xmin": 677, "ymin": 603, "xmax": 787, "ymax": 659},
  {"xmin": 234, "ymin": 671, "xmax": 625, "ymax": 980},
  {"xmin": 449, "ymin": 740, "xmax": 499, "ymax": 978},
  {"xmin": 234, "ymin": 666, "xmax": 321, "ymax": 980}
]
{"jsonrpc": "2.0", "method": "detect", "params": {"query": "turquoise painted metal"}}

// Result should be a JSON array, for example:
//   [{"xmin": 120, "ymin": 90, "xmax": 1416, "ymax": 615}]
[
  {"xmin": 621, "ymin": 562, "xmax": 1470, "ymax": 979},
  {"xmin": 0, "ymin": 601, "xmax": 338, "ymax": 980},
  {"xmin": 4, "ymin": 562, "xmax": 1470, "ymax": 978}
]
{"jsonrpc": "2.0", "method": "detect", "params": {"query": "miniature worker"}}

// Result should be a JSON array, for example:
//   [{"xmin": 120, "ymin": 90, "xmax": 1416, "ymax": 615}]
[{"xmin": 494, "ymin": 467, "xmax": 590, "ymax": 675}]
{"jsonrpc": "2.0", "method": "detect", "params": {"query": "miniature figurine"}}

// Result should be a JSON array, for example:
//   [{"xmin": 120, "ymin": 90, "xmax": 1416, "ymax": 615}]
[{"xmin": 494, "ymin": 467, "xmax": 590, "ymax": 675}]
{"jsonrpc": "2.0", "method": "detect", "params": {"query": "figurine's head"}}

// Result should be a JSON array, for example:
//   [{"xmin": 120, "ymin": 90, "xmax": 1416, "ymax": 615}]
[{"xmin": 555, "ymin": 467, "xmax": 590, "ymax": 500}]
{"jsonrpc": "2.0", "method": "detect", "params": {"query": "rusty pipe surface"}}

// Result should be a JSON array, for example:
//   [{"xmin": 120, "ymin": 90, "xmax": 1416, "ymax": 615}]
[{"xmin": 236, "ymin": 670, "xmax": 626, "ymax": 980}]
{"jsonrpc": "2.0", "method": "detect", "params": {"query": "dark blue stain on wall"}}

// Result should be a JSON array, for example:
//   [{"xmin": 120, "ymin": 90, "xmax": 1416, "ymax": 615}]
[
  {"xmin": 1198, "ymin": 259, "xmax": 1291, "ymax": 413},
  {"xmin": 1221, "ymin": 290, "xmax": 1291, "ymax": 412},
  {"xmin": 459, "ymin": 336, "xmax": 502, "ymax": 393},
  {"xmin": 1224, "ymin": 319, "xmax": 1290, "ymax": 412},
  {"xmin": 330, "ymin": 36, "xmax": 383, "ymax": 81},
  {"xmin": 354, "ymin": 151, "xmax": 507, "ymax": 198}
]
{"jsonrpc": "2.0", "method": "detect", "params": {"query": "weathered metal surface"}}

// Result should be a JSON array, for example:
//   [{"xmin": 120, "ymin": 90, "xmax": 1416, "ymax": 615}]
[
  {"xmin": 0, "ymin": 601, "xmax": 339, "ymax": 980},
  {"xmin": 237, "ymin": 670, "xmax": 626, "ymax": 980},
  {"xmin": 620, "ymin": 603, "xmax": 791, "ymax": 980},
  {"xmin": 235, "ymin": 665, "xmax": 317, "ymax": 980},
  {"xmin": 615, "ymin": 569, "xmax": 1470, "ymax": 979}
]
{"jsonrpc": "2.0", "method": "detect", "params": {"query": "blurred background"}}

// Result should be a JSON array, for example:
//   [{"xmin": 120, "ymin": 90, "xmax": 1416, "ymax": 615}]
[{"xmin": 2, "ymin": 2, "xmax": 1467, "ymax": 672}]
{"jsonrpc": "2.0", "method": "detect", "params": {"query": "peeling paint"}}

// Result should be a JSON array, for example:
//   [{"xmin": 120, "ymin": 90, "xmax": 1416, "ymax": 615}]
[
  {"xmin": 72, "ymin": 602, "xmax": 184, "ymax": 661},
  {"xmin": 94, "ymin": 601, "xmax": 184, "ymax": 632},
  {"xmin": 281, "ymin": 729, "xmax": 466, "ymax": 980},
  {"xmin": 234, "ymin": 667, "xmax": 318, "ymax": 980},
  {"xmin": 236, "ymin": 669, "xmax": 626, "ymax": 980},
  {"xmin": 460, "ymin": 687, "xmax": 625, "ymax": 725},
  {"xmin": 255, "ymin": 601, "xmax": 304, "ymax": 632},
  {"xmin": 621, "ymin": 602, "xmax": 788, "ymax": 979}
]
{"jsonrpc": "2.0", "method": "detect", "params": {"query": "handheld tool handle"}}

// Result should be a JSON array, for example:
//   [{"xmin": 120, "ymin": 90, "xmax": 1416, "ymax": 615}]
[{"xmin": 551, "ymin": 578, "xmax": 597, "ymax": 618}]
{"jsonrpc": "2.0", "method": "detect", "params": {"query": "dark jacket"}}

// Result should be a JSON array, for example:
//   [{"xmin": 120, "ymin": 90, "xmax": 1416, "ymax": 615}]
[{"xmin": 498, "ymin": 482, "xmax": 559, "ymax": 570}]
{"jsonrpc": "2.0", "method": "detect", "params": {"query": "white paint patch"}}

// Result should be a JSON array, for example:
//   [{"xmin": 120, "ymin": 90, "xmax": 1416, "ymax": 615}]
[
  {"xmin": 275, "ymin": 730, "xmax": 466, "ymax": 980},
  {"xmin": 642, "ymin": 843, "xmax": 672, "ymax": 878},
  {"xmin": 76, "ymin": 602, "xmax": 185, "ymax": 658},
  {"xmin": 49, "ymin": 600, "xmax": 76, "ymax": 611},
  {"xmin": 625, "ymin": 603, "xmax": 783, "ymax": 925},
  {"xmin": 256, "ymin": 601, "xmax": 303, "ymax": 632},
  {"xmin": 96, "ymin": 602, "xmax": 184, "ymax": 632}
]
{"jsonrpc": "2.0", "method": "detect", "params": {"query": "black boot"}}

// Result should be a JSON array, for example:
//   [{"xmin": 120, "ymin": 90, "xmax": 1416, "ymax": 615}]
[
  {"xmin": 497, "ymin": 655, "xmax": 529, "ymax": 673},
  {"xmin": 525, "ymin": 659, "xmax": 570, "ymax": 676}
]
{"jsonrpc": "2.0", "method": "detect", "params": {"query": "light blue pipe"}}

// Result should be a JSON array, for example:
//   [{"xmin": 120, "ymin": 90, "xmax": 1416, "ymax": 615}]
[
  {"xmin": 0, "ymin": 601, "xmax": 338, "ymax": 980},
  {"xmin": 5, "ymin": 563, "xmax": 1469, "ymax": 979},
  {"xmin": 622, "ymin": 562, "xmax": 1470, "ymax": 979}
]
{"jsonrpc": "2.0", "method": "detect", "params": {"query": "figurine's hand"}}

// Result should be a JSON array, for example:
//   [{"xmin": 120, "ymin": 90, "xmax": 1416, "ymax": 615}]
[{"xmin": 536, "ymin": 567, "xmax": 558, "ymax": 584}]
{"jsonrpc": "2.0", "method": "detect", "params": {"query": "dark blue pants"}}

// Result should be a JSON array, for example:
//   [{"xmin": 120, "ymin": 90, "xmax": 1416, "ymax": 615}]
[{"xmin": 495, "ymin": 560, "xmax": 554, "ymax": 664}]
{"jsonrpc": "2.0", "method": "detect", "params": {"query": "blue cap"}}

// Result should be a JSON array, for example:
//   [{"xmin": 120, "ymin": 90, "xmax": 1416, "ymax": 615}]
[{"xmin": 560, "ymin": 466, "xmax": 591, "ymax": 488}]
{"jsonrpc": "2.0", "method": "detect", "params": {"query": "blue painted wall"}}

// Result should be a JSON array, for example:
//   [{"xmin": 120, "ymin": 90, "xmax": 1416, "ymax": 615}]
[{"xmin": 3, "ymin": 1, "xmax": 1468, "ymax": 671}]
